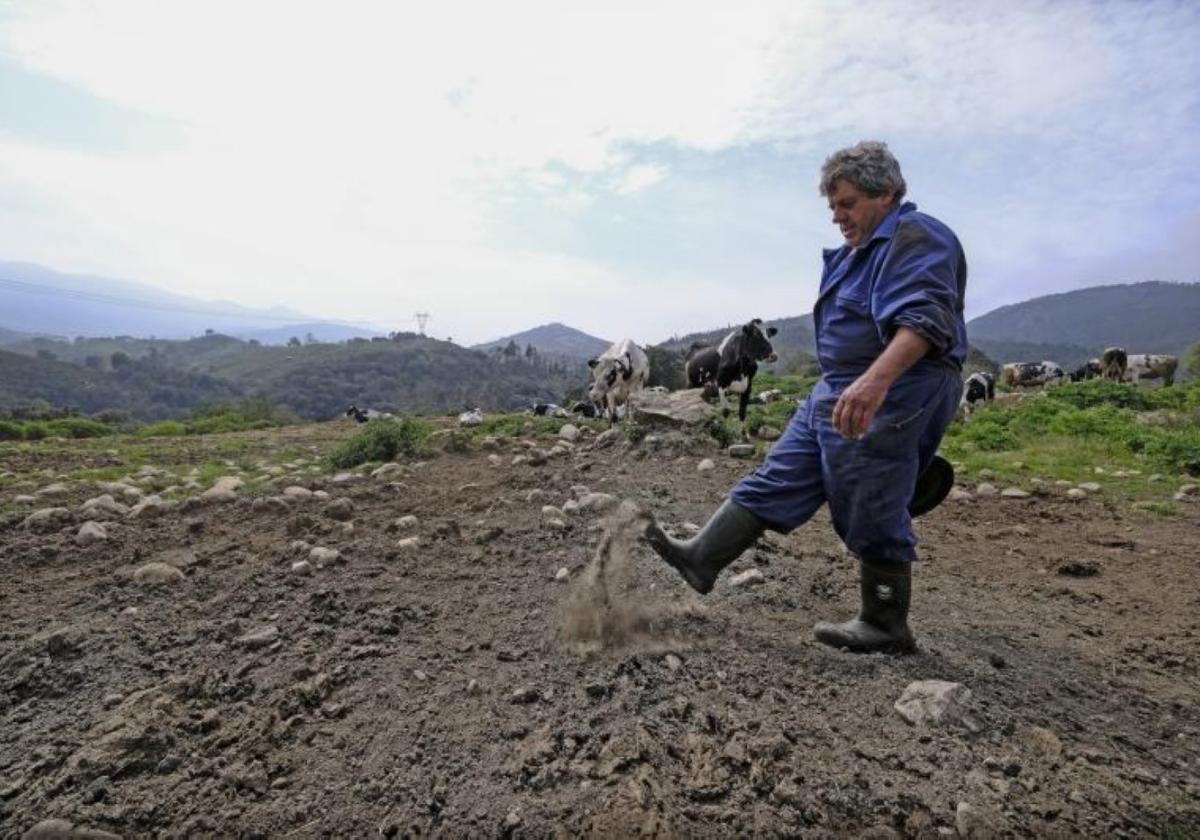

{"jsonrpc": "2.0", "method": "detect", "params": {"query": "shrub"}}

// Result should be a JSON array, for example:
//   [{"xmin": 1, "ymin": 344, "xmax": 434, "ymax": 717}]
[
  {"xmin": 21, "ymin": 422, "xmax": 50, "ymax": 440},
  {"xmin": 45, "ymin": 418, "xmax": 113, "ymax": 439},
  {"xmin": 705, "ymin": 417, "xmax": 739, "ymax": 448},
  {"xmin": 328, "ymin": 417, "xmax": 431, "ymax": 468},
  {"xmin": 0, "ymin": 421, "xmax": 23, "ymax": 441},
  {"xmin": 1144, "ymin": 429, "xmax": 1200, "ymax": 476},
  {"xmin": 139, "ymin": 420, "xmax": 188, "ymax": 437}
]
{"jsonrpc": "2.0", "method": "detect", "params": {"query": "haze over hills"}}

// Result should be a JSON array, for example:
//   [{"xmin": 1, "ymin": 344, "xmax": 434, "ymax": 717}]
[
  {"xmin": 0, "ymin": 261, "xmax": 382, "ymax": 344},
  {"xmin": 473, "ymin": 322, "xmax": 612, "ymax": 361}
]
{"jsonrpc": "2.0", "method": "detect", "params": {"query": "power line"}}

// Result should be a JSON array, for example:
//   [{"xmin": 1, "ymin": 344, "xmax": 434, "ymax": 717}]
[{"xmin": 0, "ymin": 275, "xmax": 339, "ymax": 324}]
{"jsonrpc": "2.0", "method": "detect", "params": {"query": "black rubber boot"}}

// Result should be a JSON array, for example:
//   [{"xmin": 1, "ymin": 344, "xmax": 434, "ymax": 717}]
[
  {"xmin": 642, "ymin": 499, "xmax": 765, "ymax": 594},
  {"xmin": 813, "ymin": 561, "xmax": 916, "ymax": 654}
]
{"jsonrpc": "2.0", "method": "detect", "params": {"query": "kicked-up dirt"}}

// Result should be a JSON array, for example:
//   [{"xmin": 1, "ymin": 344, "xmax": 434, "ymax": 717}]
[{"xmin": 1, "ymin": 422, "xmax": 1198, "ymax": 838}]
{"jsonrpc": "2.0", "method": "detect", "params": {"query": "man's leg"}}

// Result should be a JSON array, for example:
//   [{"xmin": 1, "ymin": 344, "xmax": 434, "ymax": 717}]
[
  {"xmin": 643, "ymin": 395, "xmax": 827, "ymax": 594},
  {"xmin": 813, "ymin": 371, "xmax": 959, "ymax": 653}
]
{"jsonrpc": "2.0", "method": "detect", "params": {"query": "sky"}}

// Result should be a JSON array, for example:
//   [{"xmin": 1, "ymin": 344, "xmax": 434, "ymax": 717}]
[{"xmin": 1, "ymin": 0, "xmax": 1198, "ymax": 346}]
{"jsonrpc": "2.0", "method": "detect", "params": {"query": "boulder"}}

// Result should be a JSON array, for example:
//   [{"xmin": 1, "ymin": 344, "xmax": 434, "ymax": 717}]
[
  {"xmin": 630, "ymin": 388, "xmax": 715, "ymax": 426},
  {"xmin": 23, "ymin": 507, "xmax": 71, "ymax": 534},
  {"xmin": 75, "ymin": 521, "xmax": 108, "ymax": 546},
  {"xmin": 133, "ymin": 563, "xmax": 185, "ymax": 585},
  {"xmin": 894, "ymin": 680, "xmax": 976, "ymax": 729}
]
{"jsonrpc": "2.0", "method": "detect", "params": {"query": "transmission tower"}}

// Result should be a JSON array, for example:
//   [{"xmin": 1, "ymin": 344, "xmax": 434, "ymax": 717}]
[{"xmin": 414, "ymin": 312, "xmax": 431, "ymax": 335}]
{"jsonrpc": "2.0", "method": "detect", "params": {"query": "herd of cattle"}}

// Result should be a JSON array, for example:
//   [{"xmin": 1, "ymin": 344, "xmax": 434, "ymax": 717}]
[{"xmin": 344, "ymin": 327, "xmax": 1183, "ymax": 427}]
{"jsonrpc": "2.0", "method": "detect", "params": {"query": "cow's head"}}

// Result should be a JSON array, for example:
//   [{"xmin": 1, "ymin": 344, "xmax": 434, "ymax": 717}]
[
  {"xmin": 587, "ymin": 353, "xmax": 633, "ymax": 403},
  {"xmin": 742, "ymin": 319, "xmax": 779, "ymax": 363}
]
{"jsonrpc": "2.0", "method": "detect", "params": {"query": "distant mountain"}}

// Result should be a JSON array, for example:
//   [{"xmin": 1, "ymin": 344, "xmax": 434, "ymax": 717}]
[
  {"xmin": 234, "ymin": 323, "xmax": 381, "ymax": 345},
  {"xmin": 473, "ymin": 322, "xmax": 611, "ymax": 361},
  {"xmin": 0, "ymin": 260, "xmax": 380, "ymax": 343},
  {"xmin": 967, "ymin": 282, "xmax": 1200, "ymax": 364},
  {"xmin": 0, "ymin": 325, "xmax": 53, "ymax": 345}
]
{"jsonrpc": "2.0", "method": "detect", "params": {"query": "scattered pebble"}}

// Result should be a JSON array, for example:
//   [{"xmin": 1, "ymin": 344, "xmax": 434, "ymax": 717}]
[
  {"xmin": 729, "ymin": 568, "xmax": 766, "ymax": 588},
  {"xmin": 133, "ymin": 562, "xmax": 185, "ymax": 585},
  {"xmin": 697, "ymin": 458, "xmax": 715, "ymax": 472}
]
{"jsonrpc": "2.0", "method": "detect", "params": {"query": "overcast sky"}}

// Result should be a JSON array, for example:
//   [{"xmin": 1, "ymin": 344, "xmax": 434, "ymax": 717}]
[{"xmin": 1, "ymin": 0, "xmax": 1197, "ymax": 345}]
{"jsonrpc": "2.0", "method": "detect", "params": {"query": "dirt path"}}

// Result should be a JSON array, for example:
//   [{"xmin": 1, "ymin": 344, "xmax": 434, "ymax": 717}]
[{"xmin": 1, "ymin": 426, "xmax": 1198, "ymax": 838}]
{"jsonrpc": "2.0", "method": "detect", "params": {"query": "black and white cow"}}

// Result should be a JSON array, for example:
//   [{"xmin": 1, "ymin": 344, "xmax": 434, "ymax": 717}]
[
  {"xmin": 1068, "ymin": 360, "xmax": 1102, "ymax": 382},
  {"xmin": 587, "ymin": 339, "xmax": 650, "ymax": 425},
  {"xmin": 1124, "ymin": 353, "xmax": 1178, "ymax": 387},
  {"xmin": 961, "ymin": 371, "xmax": 996, "ymax": 414},
  {"xmin": 345, "ymin": 404, "xmax": 394, "ymax": 423},
  {"xmin": 684, "ymin": 319, "xmax": 778, "ymax": 421},
  {"xmin": 530, "ymin": 403, "xmax": 569, "ymax": 418},
  {"xmin": 569, "ymin": 400, "xmax": 602, "ymax": 419},
  {"xmin": 1001, "ymin": 361, "xmax": 1066, "ymax": 388}
]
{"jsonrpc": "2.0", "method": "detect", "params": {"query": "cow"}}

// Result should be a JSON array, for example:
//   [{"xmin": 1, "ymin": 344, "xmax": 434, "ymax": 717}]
[
  {"xmin": 960, "ymin": 371, "xmax": 996, "ymax": 415},
  {"xmin": 530, "ymin": 403, "xmax": 569, "ymax": 418},
  {"xmin": 587, "ymin": 339, "xmax": 650, "ymax": 425},
  {"xmin": 1001, "ymin": 361, "xmax": 1066, "ymax": 388},
  {"xmin": 1124, "ymin": 353, "xmax": 1178, "ymax": 387},
  {"xmin": 458, "ymin": 408, "xmax": 484, "ymax": 427},
  {"xmin": 1068, "ymin": 360, "xmax": 1102, "ymax": 382},
  {"xmin": 684, "ymin": 319, "xmax": 779, "ymax": 421},
  {"xmin": 1101, "ymin": 347, "xmax": 1128, "ymax": 382},
  {"xmin": 345, "ymin": 404, "xmax": 394, "ymax": 423},
  {"xmin": 569, "ymin": 400, "xmax": 603, "ymax": 419}
]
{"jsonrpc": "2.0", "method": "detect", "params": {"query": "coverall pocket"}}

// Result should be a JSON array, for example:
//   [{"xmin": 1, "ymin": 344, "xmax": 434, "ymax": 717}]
[{"xmin": 860, "ymin": 399, "xmax": 928, "ymax": 456}]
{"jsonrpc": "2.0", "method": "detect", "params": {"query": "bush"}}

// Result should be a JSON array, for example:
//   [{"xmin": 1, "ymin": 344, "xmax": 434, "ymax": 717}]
[
  {"xmin": 328, "ymin": 417, "xmax": 431, "ymax": 468},
  {"xmin": 1144, "ymin": 429, "xmax": 1200, "ymax": 476},
  {"xmin": 705, "ymin": 417, "xmax": 739, "ymax": 448},
  {"xmin": 45, "ymin": 418, "xmax": 113, "ymax": 439},
  {"xmin": 0, "ymin": 420, "xmax": 24, "ymax": 441},
  {"xmin": 139, "ymin": 420, "xmax": 188, "ymax": 437},
  {"xmin": 21, "ymin": 422, "xmax": 50, "ymax": 440}
]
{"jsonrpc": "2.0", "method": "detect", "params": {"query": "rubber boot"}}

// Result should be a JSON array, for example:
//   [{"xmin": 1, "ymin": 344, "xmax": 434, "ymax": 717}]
[
  {"xmin": 642, "ymin": 499, "xmax": 765, "ymax": 594},
  {"xmin": 813, "ymin": 561, "xmax": 916, "ymax": 653}
]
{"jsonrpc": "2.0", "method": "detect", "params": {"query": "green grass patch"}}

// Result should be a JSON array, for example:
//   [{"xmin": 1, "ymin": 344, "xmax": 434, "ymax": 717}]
[{"xmin": 327, "ymin": 417, "xmax": 432, "ymax": 469}]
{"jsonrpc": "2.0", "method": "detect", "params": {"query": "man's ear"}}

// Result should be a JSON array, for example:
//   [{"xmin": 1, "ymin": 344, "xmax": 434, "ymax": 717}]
[{"xmin": 587, "ymin": 358, "xmax": 598, "ymax": 369}]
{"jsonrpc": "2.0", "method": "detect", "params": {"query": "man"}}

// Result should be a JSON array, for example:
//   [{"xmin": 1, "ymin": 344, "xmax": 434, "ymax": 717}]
[{"xmin": 644, "ymin": 141, "xmax": 967, "ymax": 654}]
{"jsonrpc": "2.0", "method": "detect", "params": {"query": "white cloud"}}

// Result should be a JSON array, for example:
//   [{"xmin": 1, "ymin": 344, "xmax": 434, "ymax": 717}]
[{"xmin": 613, "ymin": 164, "xmax": 667, "ymax": 195}]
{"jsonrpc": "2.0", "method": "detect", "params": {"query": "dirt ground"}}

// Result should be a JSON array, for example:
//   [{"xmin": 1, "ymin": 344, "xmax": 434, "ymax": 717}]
[{"xmin": 1, "ymin": 423, "xmax": 1198, "ymax": 838}]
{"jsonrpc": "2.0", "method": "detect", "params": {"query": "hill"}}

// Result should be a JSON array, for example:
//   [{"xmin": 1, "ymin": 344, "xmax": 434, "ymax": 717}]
[
  {"xmin": 0, "ymin": 260, "xmax": 379, "ymax": 342},
  {"xmin": 967, "ymin": 281, "xmax": 1200, "ymax": 363},
  {"xmin": 473, "ymin": 322, "xmax": 611, "ymax": 361}
]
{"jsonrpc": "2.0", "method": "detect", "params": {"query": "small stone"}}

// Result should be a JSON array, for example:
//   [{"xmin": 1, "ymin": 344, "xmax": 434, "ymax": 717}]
[
  {"xmin": 949, "ymin": 488, "xmax": 973, "ymax": 502},
  {"xmin": 283, "ymin": 486, "xmax": 314, "ymax": 500},
  {"xmin": 1179, "ymin": 483, "xmax": 1199, "ymax": 496},
  {"xmin": 237, "ymin": 625, "xmax": 279, "ymax": 649},
  {"xmin": 133, "ymin": 562, "xmax": 186, "ymax": 585},
  {"xmin": 22, "ymin": 507, "xmax": 71, "ymax": 533},
  {"xmin": 511, "ymin": 686, "xmax": 540, "ymax": 704},
  {"xmin": 561, "ymin": 499, "xmax": 580, "ymax": 516},
  {"xmin": 371, "ymin": 462, "xmax": 404, "ymax": 479},
  {"xmin": 1000, "ymin": 487, "xmax": 1030, "ymax": 499},
  {"xmin": 36, "ymin": 482, "xmax": 71, "ymax": 497},
  {"xmin": 728, "ymin": 444, "xmax": 755, "ymax": 458},
  {"xmin": 545, "ymin": 518, "xmax": 567, "ymax": 531},
  {"xmin": 128, "ymin": 497, "xmax": 166, "ymax": 519},
  {"xmin": 413, "ymin": 669, "xmax": 428, "ymax": 682},
  {"xmin": 729, "ymin": 568, "xmax": 765, "ymax": 588},
  {"xmin": 554, "ymin": 567, "xmax": 570, "ymax": 582},
  {"xmin": 756, "ymin": 425, "xmax": 781, "ymax": 441},
  {"xmin": 697, "ymin": 458, "xmax": 715, "ymax": 472},
  {"xmin": 1057, "ymin": 559, "xmax": 1101, "ymax": 578},
  {"xmin": 578, "ymin": 492, "xmax": 618, "ymax": 513},
  {"xmin": 290, "ymin": 561, "xmax": 313, "ymax": 575},
  {"xmin": 1066, "ymin": 488, "xmax": 1087, "ymax": 499},
  {"xmin": 975, "ymin": 483, "xmax": 998, "ymax": 497},
  {"xmin": 251, "ymin": 497, "xmax": 290, "ymax": 514},
  {"xmin": 201, "ymin": 476, "xmax": 243, "ymax": 502},
  {"xmin": 389, "ymin": 515, "xmax": 419, "ymax": 532},
  {"xmin": 466, "ymin": 679, "xmax": 483, "ymax": 695},
  {"xmin": 324, "ymin": 498, "xmax": 354, "ymax": 521},
  {"xmin": 558, "ymin": 424, "xmax": 580, "ymax": 442},
  {"xmin": 664, "ymin": 654, "xmax": 683, "ymax": 672},
  {"xmin": 75, "ymin": 521, "xmax": 108, "ymax": 546},
  {"xmin": 396, "ymin": 536, "xmax": 420, "ymax": 552},
  {"xmin": 505, "ymin": 810, "xmax": 522, "ymax": 829},
  {"xmin": 1078, "ymin": 482, "xmax": 1102, "ymax": 493},
  {"xmin": 955, "ymin": 800, "xmax": 1003, "ymax": 839},
  {"xmin": 1054, "ymin": 479, "xmax": 1073, "ymax": 487},
  {"xmin": 309, "ymin": 547, "xmax": 342, "ymax": 566},
  {"xmin": 894, "ymin": 680, "xmax": 974, "ymax": 728}
]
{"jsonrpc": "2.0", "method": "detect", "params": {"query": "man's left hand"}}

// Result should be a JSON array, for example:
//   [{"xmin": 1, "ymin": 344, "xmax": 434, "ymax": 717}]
[{"xmin": 832, "ymin": 374, "xmax": 890, "ymax": 439}]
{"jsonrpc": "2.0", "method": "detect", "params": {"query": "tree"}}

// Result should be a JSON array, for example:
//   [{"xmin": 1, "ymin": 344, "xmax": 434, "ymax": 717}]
[
  {"xmin": 305, "ymin": 332, "xmax": 317, "ymax": 344},
  {"xmin": 1186, "ymin": 342, "xmax": 1200, "ymax": 379},
  {"xmin": 205, "ymin": 328, "xmax": 215, "ymax": 335},
  {"xmin": 84, "ymin": 355, "xmax": 104, "ymax": 371},
  {"xmin": 111, "ymin": 351, "xmax": 130, "ymax": 368},
  {"xmin": 525, "ymin": 343, "xmax": 538, "ymax": 360},
  {"xmin": 287, "ymin": 336, "xmax": 302, "ymax": 347}
]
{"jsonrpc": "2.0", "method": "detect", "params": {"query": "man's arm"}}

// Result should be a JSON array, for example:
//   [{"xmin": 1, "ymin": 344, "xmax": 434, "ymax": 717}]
[{"xmin": 831, "ymin": 327, "xmax": 931, "ymax": 439}]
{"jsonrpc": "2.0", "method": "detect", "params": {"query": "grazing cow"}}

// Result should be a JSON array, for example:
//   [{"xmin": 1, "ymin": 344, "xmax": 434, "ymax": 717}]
[
  {"xmin": 1124, "ymin": 353, "xmax": 1178, "ymax": 387},
  {"xmin": 1068, "ymin": 360, "xmax": 1102, "ymax": 382},
  {"xmin": 1001, "ymin": 361, "xmax": 1066, "ymax": 388},
  {"xmin": 684, "ymin": 319, "xmax": 779, "ymax": 421},
  {"xmin": 587, "ymin": 339, "xmax": 650, "ymax": 424},
  {"xmin": 1101, "ymin": 347, "xmax": 1128, "ymax": 382},
  {"xmin": 458, "ymin": 408, "xmax": 484, "ymax": 427},
  {"xmin": 530, "ymin": 403, "xmax": 569, "ymax": 418},
  {"xmin": 960, "ymin": 371, "xmax": 996, "ymax": 415},
  {"xmin": 569, "ymin": 400, "xmax": 602, "ymax": 419},
  {"xmin": 345, "ymin": 404, "xmax": 394, "ymax": 423}
]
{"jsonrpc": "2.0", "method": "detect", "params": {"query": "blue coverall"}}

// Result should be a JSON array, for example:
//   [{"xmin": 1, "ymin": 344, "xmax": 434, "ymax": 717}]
[{"xmin": 729, "ymin": 201, "xmax": 968, "ymax": 565}]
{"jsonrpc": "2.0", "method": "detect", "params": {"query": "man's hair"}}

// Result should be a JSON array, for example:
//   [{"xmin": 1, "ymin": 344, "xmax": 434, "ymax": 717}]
[{"xmin": 819, "ymin": 141, "xmax": 907, "ymax": 202}]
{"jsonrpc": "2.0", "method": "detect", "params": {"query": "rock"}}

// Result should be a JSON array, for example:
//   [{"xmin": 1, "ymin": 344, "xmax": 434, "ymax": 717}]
[
  {"xmin": 697, "ymin": 458, "xmax": 716, "ymax": 472},
  {"xmin": 396, "ymin": 537, "xmax": 420, "ymax": 552},
  {"xmin": 1173, "ymin": 491, "xmax": 1193, "ymax": 502},
  {"xmin": 309, "ymin": 547, "xmax": 342, "ymax": 567},
  {"xmin": 756, "ymin": 425, "xmax": 781, "ymax": 441},
  {"xmin": 554, "ymin": 567, "xmax": 570, "ymax": 582},
  {"xmin": 511, "ymin": 686, "xmax": 540, "ymax": 704},
  {"xmin": 728, "ymin": 444, "xmax": 756, "ymax": 459},
  {"xmin": 467, "ymin": 679, "xmax": 483, "ymax": 695},
  {"xmin": 1057, "ymin": 559, "xmax": 1100, "ymax": 578},
  {"xmin": 128, "ymin": 497, "xmax": 166, "ymax": 519},
  {"xmin": 487, "ymin": 454, "xmax": 503, "ymax": 467},
  {"xmin": 894, "ymin": 680, "xmax": 975, "ymax": 729},
  {"xmin": 1066, "ymin": 488, "xmax": 1087, "ymax": 499},
  {"xmin": 664, "ymin": 654, "xmax": 683, "ymax": 672},
  {"xmin": 133, "ymin": 562, "xmax": 186, "ymax": 585},
  {"xmin": 977, "ymin": 468, "xmax": 996, "ymax": 479},
  {"xmin": 80, "ymin": 494, "xmax": 129, "ymax": 518},
  {"xmin": 729, "ymin": 568, "xmax": 765, "ymax": 588},
  {"xmin": 578, "ymin": 492, "xmax": 618, "ymax": 513},
  {"xmin": 252, "ymin": 497, "xmax": 290, "ymax": 514},
  {"xmin": 545, "ymin": 518, "xmax": 567, "ymax": 531},
  {"xmin": 23, "ymin": 507, "xmax": 71, "ymax": 533},
  {"xmin": 12, "ymin": 495, "xmax": 37, "ymax": 505},
  {"xmin": 631, "ymin": 388, "xmax": 715, "ymax": 425},
  {"xmin": 237, "ymin": 625, "xmax": 279, "ymax": 649},
  {"xmin": 1019, "ymin": 725, "xmax": 1063, "ymax": 760},
  {"xmin": 1000, "ymin": 487, "xmax": 1030, "ymax": 498},
  {"xmin": 388, "ymin": 514, "xmax": 419, "ymax": 532},
  {"xmin": 282, "ymin": 486, "xmax": 314, "ymax": 500},
  {"xmin": 949, "ymin": 488, "xmax": 973, "ymax": 502},
  {"xmin": 324, "ymin": 498, "xmax": 354, "ymax": 521},
  {"xmin": 561, "ymin": 499, "xmax": 581, "ymax": 516},
  {"xmin": 955, "ymin": 801, "xmax": 1003, "ymax": 839},
  {"xmin": 331, "ymin": 472, "xmax": 361, "ymax": 485},
  {"xmin": 290, "ymin": 560, "xmax": 313, "ymax": 575},
  {"xmin": 75, "ymin": 521, "xmax": 108, "ymax": 546},
  {"xmin": 975, "ymin": 483, "xmax": 998, "ymax": 497},
  {"xmin": 371, "ymin": 463, "xmax": 404, "ymax": 479},
  {"xmin": 505, "ymin": 810, "xmax": 522, "ymax": 829},
  {"xmin": 593, "ymin": 428, "xmax": 621, "ymax": 448},
  {"xmin": 22, "ymin": 819, "xmax": 123, "ymax": 840},
  {"xmin": 36, "ymin": 482, "xmax": 71, "ymax": 497},
  {"xmin": 1148, "ymin": 473, "xmax": 1164, "ymax": 482},
  {"xmin": 540, "ymin": 505, "xmax": 563, "ymax": 519},
  {"xmin": 1179, "ymin": 483, "xmax": 1199, "ymax": 496},
  {"xmin": 1077, "ymin": 482, "xmax": 1102, "ymax": 493},
  {"xmin": 558, "ymin": 424, "xmax": 580, "ymax": 442},
  {"xmin": 201, "ymin": 476, "xmax": 243, "ymax": 503}
]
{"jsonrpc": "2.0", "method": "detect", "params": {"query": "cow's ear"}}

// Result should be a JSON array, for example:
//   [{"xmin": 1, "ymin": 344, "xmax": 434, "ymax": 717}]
[
  {"xmin": 766, "ymin": 327, "xmax": 778, "ymax": 337},
  {"xmin": 621, "ymin": 354, "xmax": 633, "ymax": 380},
  {"xmin": 743, "ymin": 323, "xmax": 754, "ymax": 335},
  {"xmin": 587, "ymin": 358, "xmax": 598, "ymax": 368}
]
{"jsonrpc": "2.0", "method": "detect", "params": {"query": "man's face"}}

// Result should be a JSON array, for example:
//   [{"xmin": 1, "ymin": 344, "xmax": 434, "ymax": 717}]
[{"xmin": 827, "ymin": 180, "xmax": 896, "ymax": 248}]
